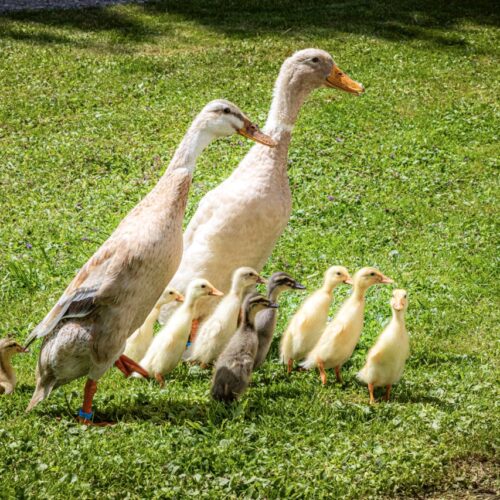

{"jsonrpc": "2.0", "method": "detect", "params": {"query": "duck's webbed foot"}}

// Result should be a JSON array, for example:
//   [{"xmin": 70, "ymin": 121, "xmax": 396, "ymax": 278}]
[{"xmin": 115, "ymin": 354, "xmax": 149, "ymax": 378}]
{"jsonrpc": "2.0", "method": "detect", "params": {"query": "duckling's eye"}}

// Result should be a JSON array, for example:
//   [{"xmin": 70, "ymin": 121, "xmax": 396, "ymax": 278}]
[
  {"xmin": 201, "ymin": 284, "xmax": 206, "ymax": 289},
  {"xmin": 312, "ymin": 57, "xmax": 319, "ymax": 63},
  {"xmin": 403, "ymin": 294, "xmax": 407, "ymax": 298},
  {"xmin": 223, "ymin": 107, "xmax": 231, "ymax": 114},
  {"xmin": 336, "ymin": 272, "xmax": 341, "ymax": 276},
  {"xmin": 370, "ymin": 272, "xmax": 375, "ymax": 276},
  {"xmin": 169, "ymin": 291, "xmax": 173, "ymax": 295}
]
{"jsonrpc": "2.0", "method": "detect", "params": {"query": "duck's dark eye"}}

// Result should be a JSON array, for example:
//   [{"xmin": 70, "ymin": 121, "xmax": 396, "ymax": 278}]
[
  {"xmin": 336, "ymin": 272, "xmax": 341, "ymax": 276},
  {"xmin": 370, "ymin": 272, "xmax": 375, "ymax": 276},
  {"xmin": 169, "ymin": 291, "xmax": 173, "ymax": 295},
  {"xmin": 312, "ymin": 57, "xmax": 319, "ymax": 63},
  {"xmin": 201, "ymin": 284, "xmax": 206, "ymax": 288},
  {"xmin": 223, "ymin": 107, "xmax": 231, "ymax": 114}
]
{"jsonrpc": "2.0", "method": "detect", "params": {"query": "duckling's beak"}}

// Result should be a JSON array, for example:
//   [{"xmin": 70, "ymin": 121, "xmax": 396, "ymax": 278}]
[
  {"xmin": 237, "ymin": 119, "xmax": 277, "ymax": 147},
  {"xmin": 257, "ymin": 276, "xmax": 268, "ymax": 285},
  {"xmin": 209, "ymin": 287, "xmax": 224, "ymax": 297},
  {"xmin": 18, "ymin": 345, "xmax": 29, "ymax": 353},
  {"xmin": 379, "ymin": 274, "xmax": 394, "ymax": 284},
  {"xmin": 325, "ymin": 64, "xmax": 365, "ymax": 95},
  {"xmin": 344, "ymin": 277, "xmax": 354, "ymax": 285},
  {"xmin": 393, "ymin": 302, "xmax": 405, "ymax": 311},
  {"xmin": 293, "ymin": 282, "xmax": 306, "ymax": 290},
  {"xmin": 175, "ymin": 294, "xmax": 185, "ymax": 303}
]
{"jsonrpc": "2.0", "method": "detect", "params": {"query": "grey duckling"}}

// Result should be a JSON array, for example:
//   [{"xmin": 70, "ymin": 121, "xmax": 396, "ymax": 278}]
[
  {"xmin": 0, "ymin": 335, "xmax": 28, "ymax": 394},
  {"xmin": 211, "ymin": 294, "xmax": 278, "ymax": 403},
  {"xmin": 253, "ymin": 272, "xmax": 305, "ymax": 369}
]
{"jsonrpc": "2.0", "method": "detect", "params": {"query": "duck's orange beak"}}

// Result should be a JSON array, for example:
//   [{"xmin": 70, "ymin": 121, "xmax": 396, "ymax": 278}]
[
  {"xmin": 326, "ymin": 64, "xmax": 365, "ymax": 95},
  {"xmin": 175, "ymin": 294, "xmax": 184, "ymax": 303},
  {"xmin": 393, "ymin": 301, "xmax": 405, "ymax": 311},
  {"xmin": 237, "ymin": 119, "xmax": 277, "ymax": 147},
  {"xmin": 209, "ymin": 287, "xmax": 224, "ymax": 297},
  {"xmin": 344, "ymin": 277, "xmax": 354, "ymax": 285},
  {"xmin": 256, "ymin": 275, "xmax": 268, "ymax": 285},
  {"xmin": 379, "ymin": 274, "xmax": 394, "ymax": 284}
]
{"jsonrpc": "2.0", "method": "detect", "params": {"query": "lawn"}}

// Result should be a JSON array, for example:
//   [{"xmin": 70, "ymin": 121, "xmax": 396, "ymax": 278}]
[{"xmin": 0, "ymin": 0, "xmax": 499, "ymax": 497}]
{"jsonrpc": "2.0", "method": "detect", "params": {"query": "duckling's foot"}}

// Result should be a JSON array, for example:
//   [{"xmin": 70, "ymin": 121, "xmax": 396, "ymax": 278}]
[
  {"xmin": 368, "ymin": 383, "xmax": 376, "ymax": 404},
  {"xmin": 318, "ymin": 359, "xmax": 327, "ymax": 386},
  {"xmin": 287, "ymin": 359, "xmax": 293, "ymax": 374},
  {"xmin": 334, "ymin": 366, "xmax": 343, "ymax": 384},
  {"xmin": 384, "ymin": 384, "xmax": 392, "ymax": 402},
  {"xmin": 115, "ymin": 355, "xmax": 149, "ymax": 378},
  {"xmin": 154, "ymin": 372, "xmax": 165, "ymax": 388}
]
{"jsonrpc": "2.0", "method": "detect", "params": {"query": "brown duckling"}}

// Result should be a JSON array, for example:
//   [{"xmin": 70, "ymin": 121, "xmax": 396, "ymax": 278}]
[
  {"xmin": 211, "ymin": 294, "xmax": 278, "ymax": 403},
  {"xmin": 0, "ymin": 335, "xmax": 28, "ymax": 394},
  {"xmin": 253, "ymin": 272, "xmax": 305, "ymax": 369}
]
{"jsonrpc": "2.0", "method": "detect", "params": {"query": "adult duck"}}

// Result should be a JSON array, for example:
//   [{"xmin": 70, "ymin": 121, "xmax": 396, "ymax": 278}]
[
  {"xmin": 25, "ymin": 100, "xmax": 274, "ymax": 424},
  {"xmin": 160, "ymin": 48, "xmax": 364, "ymax": 325}
]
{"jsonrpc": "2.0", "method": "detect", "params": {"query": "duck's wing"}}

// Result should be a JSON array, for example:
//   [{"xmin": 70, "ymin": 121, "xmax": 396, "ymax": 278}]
[{"xmin": 25, "ymin": 238, "xmax": 123, "ymax": 345}]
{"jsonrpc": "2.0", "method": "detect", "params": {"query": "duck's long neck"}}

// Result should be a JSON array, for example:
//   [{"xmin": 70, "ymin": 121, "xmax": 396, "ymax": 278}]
[
  {"xmin": 165, "ymin": 123, "xmax": 215, "ymax": 176},
  {"xmin": 264, "ymin": 73, "xmax": 311, "ymax": 134}
]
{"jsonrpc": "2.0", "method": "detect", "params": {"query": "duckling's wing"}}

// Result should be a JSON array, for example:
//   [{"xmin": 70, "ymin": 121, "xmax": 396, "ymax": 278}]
[{"xmin": 25, "ymin": 239, "xmax": 120, "ymax": 345}]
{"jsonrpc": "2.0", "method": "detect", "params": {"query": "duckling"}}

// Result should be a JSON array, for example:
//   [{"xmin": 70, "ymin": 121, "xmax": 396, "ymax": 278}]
[
  {"xmin": 123, "ymin": 287, "xmax": 184, "ymax": 362},
  {"xmin": 280, "ymin": 266, "xmax": 352, "ymax": 373},
  {"xmin": 189, "ymin": 267, "xmax": 266, "ymax": 366},
  {"xmin": 212, "ymin": 294, "xmax": 278, "ymax": 402},
  {"xmin": 301, "ymin": 267, "xmax": 393, "ymax": 385},
  {"xmin": 357, "ymin": 289, "xmax": 409, "ymax": 403},
  {"xmin": 0, "ymin": 335, "xmax": 28, "ymax": 394},
  {"xmin": 136, "ymin": 279, "xmax": 223, "ymax": 386},
  {"xmin": 253, "ymin": 272, "xmax": 305, "ymax": 369}
]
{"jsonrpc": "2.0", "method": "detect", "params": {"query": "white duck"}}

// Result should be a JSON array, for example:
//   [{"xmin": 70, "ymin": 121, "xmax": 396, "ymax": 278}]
[
  {"xmin": 159, "ymin": 48, "xmax": 364, "ymax": 325},
  {"xmin": 358, "ymin": 289, "xmax": 409, "ymax": 404},
  {"xmin": 280, "ymin": 266, "xmax": 352, "ymax": 373},
  {"xmin": 301, "ymin": 267, "xmax": 393, "ymax": 385},
  {"xmin": 123, "ymin": 287, "xmax": 184, "ymax": 362},
  {"xmin": 24, "ymin": 100, "xmax": 274, "ymax": 424},
  {"xmin": 189, "ymin": 267, "xmax": 266, "ymax": 367},
  {"xmin": 136, "ymin": 279, "xmax": 222, "ymax": 386}
]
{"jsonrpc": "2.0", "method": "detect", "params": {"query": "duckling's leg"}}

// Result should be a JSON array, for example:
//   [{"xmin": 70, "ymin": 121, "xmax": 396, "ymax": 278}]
[
  {"xmin": 334, "ymin": 366, "xmax": 342, "ymax": 384},
  {"xmin": 318, "ymin": 359, "xmax": 327, "ymax": 385},
  {"xmin": 154, "ymin": 372, "xmax": 165, "ymax": 388},
  {"xmin": 114, "ymin": 354, "xmax": 149, "ymax": 378},
  {"xmin": 189, "ymin": 319, "xmax": 200, "ymax": 343},
  {"xmin": 368, "ymin": 383, "xmax": 376, "ymax": 404},
  {"xmin": 384, "ymin": 384, "xmax": 392, "ymax": 402},
  {"xmin": 287, "ymin": 359, "xmax": 293, "ymax": 374}
]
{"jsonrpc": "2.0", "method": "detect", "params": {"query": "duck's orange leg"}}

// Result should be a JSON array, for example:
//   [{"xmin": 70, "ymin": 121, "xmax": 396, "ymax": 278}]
[
  {"xmin": 334, "ymin": 366, "xmax": 343, "ymax": 384},
  {"xmin": 318, "ymin": 359, "xmax": 327, "ymax": 386},
  {"xmin": 154, "ymin": 372, "xmax": 165, "ymax": 388},
  {"xmin": 114, "ymin": 354, "xmax": 149, "ymax": 378},
  {"xmin": 384, "ymin": 384, "xmax": 392, "ymax": 402},
  {"xmin": 368, "ymin": 383, "xmax": 376, "ymax": 404},
  {"xmin": 189, "ymin": 319, "xmax": 200, "ymax": 343},
  {"xmin": 76, "ymin": 379, "xmax": 111, "ymax": 426},
  {"xmin": 287, "ymin": 359, "xmax": 293, "ymax": 374}
]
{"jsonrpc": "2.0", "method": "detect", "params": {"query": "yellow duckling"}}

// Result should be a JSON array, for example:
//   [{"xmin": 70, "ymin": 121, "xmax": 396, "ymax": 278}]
[
  {"xmin": 280, "ymin": 266, "xmax": 352, "ymax": 373},
  {"xmin": 301, "ymin": 267, "xmax": 393, "ymax": 385},
  {"xmin": 357, "ymin": 289, "xmax": 409, "ymax": 404},
  {"xmin": 123, "ymin": 287, "xmax": 184, "ymax": 362},
  {"xmin": 135, "ymin": 279, "xmax": 223, "ymax": 386}
]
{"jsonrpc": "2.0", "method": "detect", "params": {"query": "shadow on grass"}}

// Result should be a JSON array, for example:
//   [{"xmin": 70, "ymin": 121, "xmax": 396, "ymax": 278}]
[{"xmin": 0, "ymin": 0, "xmax": 497, "ymax": 54}]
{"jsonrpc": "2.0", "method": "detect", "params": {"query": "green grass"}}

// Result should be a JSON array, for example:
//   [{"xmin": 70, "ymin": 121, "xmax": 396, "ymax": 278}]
[{"xmin": 0, "ymin": 0, "xmax": 499, "ymax": 497}]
